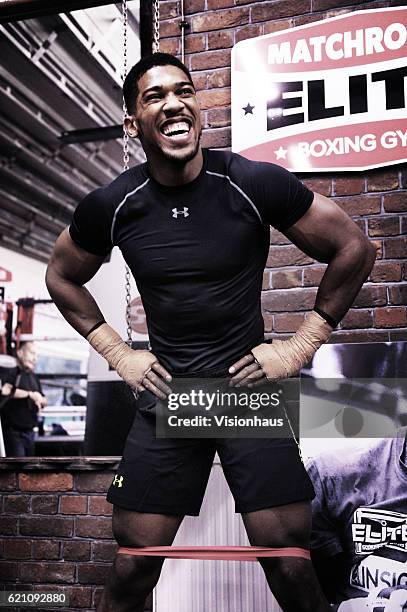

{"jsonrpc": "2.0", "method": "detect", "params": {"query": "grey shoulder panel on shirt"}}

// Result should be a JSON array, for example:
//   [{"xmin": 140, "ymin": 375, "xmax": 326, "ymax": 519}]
[
  {"xmin": 110, "ymin": 177, "xmax": 150, "ymax": 245},
  {"xmin": 205, "ymin": 170, "xmax": 263, "ymax": 224},
  {"xmin": 204, "ymin": 150, "xmax": 264, "ymax": 224}
]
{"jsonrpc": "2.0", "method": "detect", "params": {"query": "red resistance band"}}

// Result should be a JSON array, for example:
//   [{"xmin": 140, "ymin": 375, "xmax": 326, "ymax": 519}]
[{"xmin": 117, "ymin": 546, "xmax": 311, "ymax": 561}]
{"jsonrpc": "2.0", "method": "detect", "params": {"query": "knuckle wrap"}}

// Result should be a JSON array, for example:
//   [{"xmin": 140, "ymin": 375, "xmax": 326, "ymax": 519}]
[
  {"xmin": 87, "ymin": 323, "xmax": 157, "ymax": 387},
  {"xmin": 251, "ymin": 311, "xmax": 333, "ymax": 381}
]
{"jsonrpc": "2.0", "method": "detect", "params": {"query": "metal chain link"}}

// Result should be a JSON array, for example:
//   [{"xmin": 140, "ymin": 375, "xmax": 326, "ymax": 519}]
[
  {"xmin": 152, "ymin": 0, "xmax": 160, "ymax": 53},
  {"xmin": 122, "ymin": 0, "xmax": 130, "ymax": 173},
  {"xmin": 281, "ymin": 399, "xmax": 304, "ymax": 464},
  {"xmin": 122, "ymin": 0, "xmax": 132, "ymax": 348},
  {"xmin": 125, "ymin": 266, "xmax": 133, "ymax": 348},
  {"xmin": 122, "ymin": 0, "xmax": 159, "ymax": 376}
]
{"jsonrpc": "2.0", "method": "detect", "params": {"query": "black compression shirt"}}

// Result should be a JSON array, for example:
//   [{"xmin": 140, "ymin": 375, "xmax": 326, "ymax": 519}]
[{"xmin": 69, "ymin": 149, "xmax": 313, "ymax": 375}]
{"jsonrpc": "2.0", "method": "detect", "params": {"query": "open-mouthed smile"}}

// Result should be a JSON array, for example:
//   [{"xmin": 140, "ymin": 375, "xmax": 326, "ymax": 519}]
[{"xmin": 159, "ymin": 119, "xmax": 192, "ymax": 144}]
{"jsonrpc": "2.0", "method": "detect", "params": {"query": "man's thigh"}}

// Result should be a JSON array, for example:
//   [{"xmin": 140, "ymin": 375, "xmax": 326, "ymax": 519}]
[
  {"xmin": 3, "ymin": 428, "xmax": 25, "ymax": 456},
  {"xmin": 112, "ymin": 507, "xmax": 184, "ymax": 548},
  {"xmin": 242, "ymin": 501, "xmax": 312, "ymax": 548},
  {"xmin": 217, "ymin": 436, "xmax": 315, "ymax": 514},
  {"xmin": 22, "ymin": 430, "xmax": 35, "ymax": 456},
  {"xmin": 107, "ymin": 408, "xmax": 215, "ymax": 516}
]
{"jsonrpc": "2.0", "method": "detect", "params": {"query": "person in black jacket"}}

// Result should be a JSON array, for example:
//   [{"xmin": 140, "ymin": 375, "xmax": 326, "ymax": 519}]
[{"xmin": 1, "ymin": 341, "xmax": 47, "ymax": 456}]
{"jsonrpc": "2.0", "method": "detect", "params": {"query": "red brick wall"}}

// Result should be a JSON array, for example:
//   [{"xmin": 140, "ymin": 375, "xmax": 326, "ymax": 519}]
[
  {"xmin": 0, "ymin": 462, "xmax": 152, "ymax": 611},
  {"xmin": 160, "ymin": 0, "xmax": 407, "ymax": 343}
]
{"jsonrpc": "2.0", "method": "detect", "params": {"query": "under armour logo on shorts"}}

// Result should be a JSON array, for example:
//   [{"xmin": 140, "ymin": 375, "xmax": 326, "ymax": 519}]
[
  {"xmin": 172, "ymin": 207, "xmax": 189, "ymax": 218},
  {"xmin": 113, "ymin": 475, "xmax": 124, "ymax": 487}
]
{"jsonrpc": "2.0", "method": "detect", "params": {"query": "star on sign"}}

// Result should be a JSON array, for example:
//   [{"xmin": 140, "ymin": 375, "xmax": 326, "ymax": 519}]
[
  {"xmin": 274, "ymin": 146, "xmax": 288, "ymax": 160},
  {"xmin": 242, "ymin": 102, "xmax": 255, "ymax": 115}
]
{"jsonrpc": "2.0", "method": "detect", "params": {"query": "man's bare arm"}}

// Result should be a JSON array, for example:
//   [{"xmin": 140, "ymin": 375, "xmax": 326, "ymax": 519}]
[
  {"xmin": 45, "ymin": 228, "xmax": 107, "ymax": 337},
  {"xmin": 46, "ymin": 229, "xmax": 171, "ymax": 398},
  {"xmin": 285, "ymin": 192, "xmax": 377, "ymax": 325},
  {"xmin": 230, "ymin": 192, "xmax": 376, "ymax": 385},
  {"xmin": 1, "ymin": 384, "xmax": 46, "ymax": 407}
]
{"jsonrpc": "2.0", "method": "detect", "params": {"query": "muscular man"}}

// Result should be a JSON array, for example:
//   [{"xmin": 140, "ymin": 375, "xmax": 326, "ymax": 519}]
[
  {"xmin": 308, "ymin": 433, "xmax": 407, "ymax": 612},
  {"xmin": 45, "ymin": 53, "xmax": 376, "ymax": 612},
  {"xmin": 0, "ymin": 341, "xmax": 46, "ymax": 456}
]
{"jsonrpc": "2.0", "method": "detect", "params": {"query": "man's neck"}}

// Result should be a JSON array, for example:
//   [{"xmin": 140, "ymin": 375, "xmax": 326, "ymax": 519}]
[
  {"xmin": 147, "ymin": 148, "xmax": 203, "ymax": 187},
  {"xmin": 17, "ymin": 361, "xmax": 32, "ymax": 374}
]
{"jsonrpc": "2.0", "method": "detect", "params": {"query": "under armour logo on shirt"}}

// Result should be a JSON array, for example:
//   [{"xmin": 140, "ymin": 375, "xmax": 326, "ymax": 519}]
[
  {"xmin": 113, "ymin": 475, "xmax": 124, "ymax": 487},
  {"xmin": 172, "ymin": 207, "xmax": 189, "ymax": 218}
]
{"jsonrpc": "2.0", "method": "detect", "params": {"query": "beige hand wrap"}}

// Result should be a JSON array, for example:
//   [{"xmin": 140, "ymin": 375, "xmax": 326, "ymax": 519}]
[
  {"xmin": 251, "ymin": 311, "xmax": 333, "ymax": 381},
  {"xmin": 87, "ymin": 323, "xmax": 157, "ymax": 389}
]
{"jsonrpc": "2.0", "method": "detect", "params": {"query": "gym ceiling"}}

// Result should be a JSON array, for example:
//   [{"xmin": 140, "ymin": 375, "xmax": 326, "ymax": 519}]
[{"xmin": 0, "ymin": 1, "xmax": 146, "ymax": 263}]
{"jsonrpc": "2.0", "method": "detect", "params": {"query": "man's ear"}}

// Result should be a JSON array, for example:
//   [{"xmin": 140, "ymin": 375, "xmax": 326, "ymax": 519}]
[{"xmin": 124, "ymin": 116, "xmax": 139, "ymax": 138}]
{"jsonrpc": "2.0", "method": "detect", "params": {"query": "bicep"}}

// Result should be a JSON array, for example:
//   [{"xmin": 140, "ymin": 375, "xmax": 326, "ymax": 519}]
[
  {"xmin": 284, "ymin": 192, "xmax": 367, "ymax": 263},
  {"xmin": 46, "ymin": 228, "xmax": 106, "ymax": 287}
]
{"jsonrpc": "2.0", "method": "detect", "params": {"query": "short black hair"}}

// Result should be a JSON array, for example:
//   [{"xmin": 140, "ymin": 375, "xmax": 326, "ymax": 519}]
[{"xmin": 123, "ymin": 53, "xmax": 194, "ymax": 114}]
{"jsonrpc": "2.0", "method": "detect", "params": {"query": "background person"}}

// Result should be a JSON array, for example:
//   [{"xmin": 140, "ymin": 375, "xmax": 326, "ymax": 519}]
[{"xmin": 0, "ymin": 341, "xmax": 47, "ymax": 456}]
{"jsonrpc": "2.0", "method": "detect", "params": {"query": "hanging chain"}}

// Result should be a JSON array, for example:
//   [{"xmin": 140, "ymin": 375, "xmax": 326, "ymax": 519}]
[
  {"xmin": 180, "ymin": 0, "xmax": 189, "ymax": 64},
  {"xmin": 122, "ymin": 0, "xmax": 160, "ymax": 359},
  {"xmin": 125, "ymin": 266, "xmax": 133, "ymax": 348},
  {"xmin": 122, "ymin": 0, "xmax": 132, "ymax": 348},
  {"xmin": 152, "ymin": 0, "xmax": 160, "ymax": 53},
  {"xmin": 281, "ymin": 399, "xmax": 304, "ymax": 464},
  {"xmin": 273, "ymin": 381, "xmax": 304, "ymax": 463},
  {"xmin": 122, "ymin": 0, "xmax": 130, "ymax": 174}
]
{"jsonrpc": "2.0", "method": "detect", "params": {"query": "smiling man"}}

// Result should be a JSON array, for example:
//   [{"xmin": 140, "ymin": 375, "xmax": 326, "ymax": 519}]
[
  {"xmin": 127, "ymin": 64, "xmax": 202, "ymax": 168},
  {"xmin": 46, "ymin": 53, "xmax": 376, "ymax": 612}
]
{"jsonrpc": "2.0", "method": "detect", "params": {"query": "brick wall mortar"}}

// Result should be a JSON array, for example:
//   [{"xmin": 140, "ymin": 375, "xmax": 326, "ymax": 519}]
[
  {"xmin": 160, "ymin": 0, "xmax": 406, "ymax": 341},
  {"xmin": 0, "ymin": 463, "xmax": 123, "ymax": 611}
]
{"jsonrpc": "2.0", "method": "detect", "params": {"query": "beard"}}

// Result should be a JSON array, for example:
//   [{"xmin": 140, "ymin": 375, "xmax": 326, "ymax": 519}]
[
  {"xmin": 160, "ymin": 137, "xmax": 201, "ymax": 164},
  {"xmin": 140, "ymin": 125, "xmax": 202, "ymax": 165}
]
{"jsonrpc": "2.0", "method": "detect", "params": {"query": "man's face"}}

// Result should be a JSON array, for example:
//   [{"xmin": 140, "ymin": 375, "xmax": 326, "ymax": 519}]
[
  {"xmin": 17, "ymin": 342, "xmax": 37, "ymax": 372},
  {"xmin": 129, "ymin": 65, "xmax": 202, "ymax": 164}
]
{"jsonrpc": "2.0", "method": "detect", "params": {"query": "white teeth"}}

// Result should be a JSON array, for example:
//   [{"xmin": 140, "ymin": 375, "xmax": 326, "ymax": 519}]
[{"xmin": 162, "ymin": 121, "xmax": 190, "ymax": 136}]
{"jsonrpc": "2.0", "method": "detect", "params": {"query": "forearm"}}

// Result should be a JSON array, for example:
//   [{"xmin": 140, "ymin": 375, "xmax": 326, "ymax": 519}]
[
  {"xmin": 1, "ymin": 384, "xmax": 33, "ymax": 400},
  {"xmin": 13, "ymin": 388, "xmax": 33, "ymax": 399},
  {"xmin": 46, "ymin": 268, "xmax": 104, "ymax": 338},
  {"xmin": 315, "ymin": 238, "xmax": 376, "ymax": 325}
]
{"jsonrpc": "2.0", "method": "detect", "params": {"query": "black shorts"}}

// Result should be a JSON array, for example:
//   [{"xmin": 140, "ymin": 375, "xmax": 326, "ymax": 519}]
[{"xmin": 107, "ymin": 389, "xmax": 315, "ymax": 516}]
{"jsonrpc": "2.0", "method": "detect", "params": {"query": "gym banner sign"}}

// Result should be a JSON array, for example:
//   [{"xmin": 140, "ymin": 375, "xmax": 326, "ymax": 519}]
[{"xmin": 231, "ymin": 7, "xmax": 407, "ymax": 172}]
